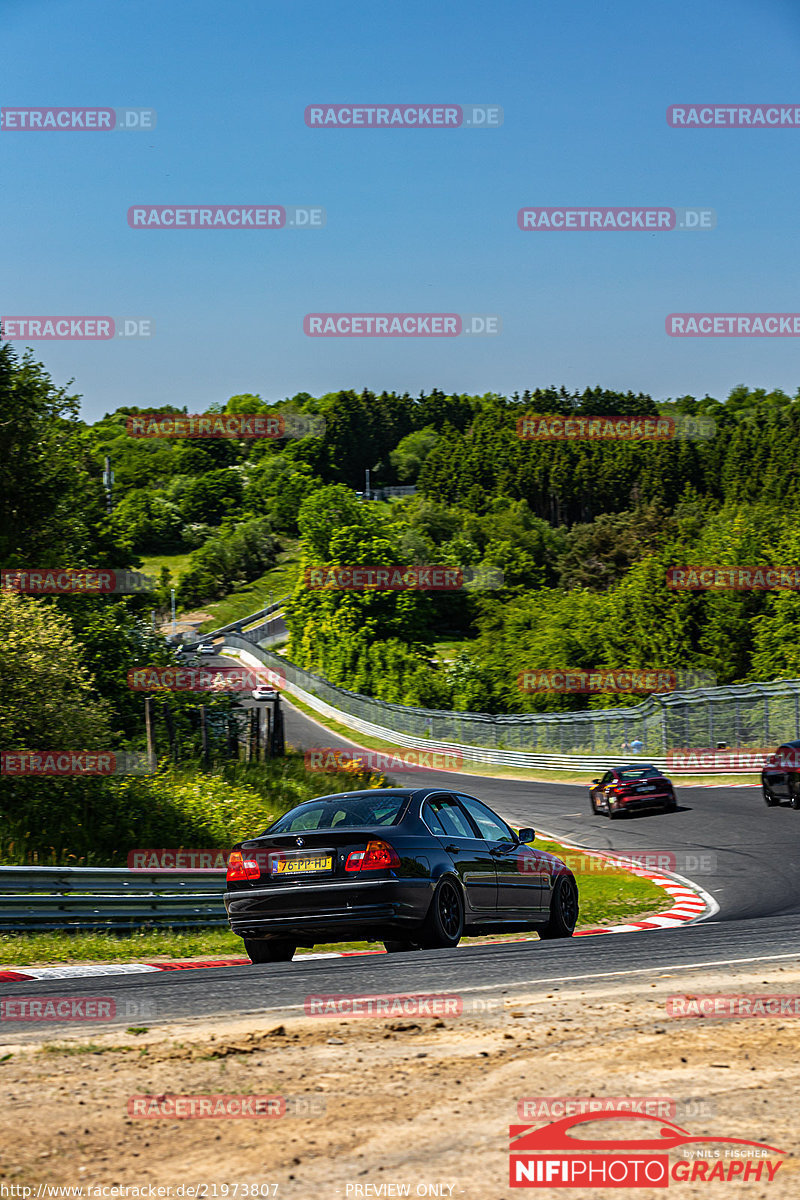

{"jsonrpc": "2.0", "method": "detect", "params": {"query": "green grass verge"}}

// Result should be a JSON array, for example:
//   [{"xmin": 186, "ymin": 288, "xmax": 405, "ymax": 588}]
[
  {"xmin": 0, "ymin": 835, "xmax": 674, "ymax": 966},
  {"xmin": 139, "ymin": 552, "xmax": 194, "ymax": 584},
  {"xmin": 431, "ymin": 638, "xmax": 476, "ymax": 664},
  {"xmin": 196, "ymin": 541, "xmax": 301, "ymax": 632}
]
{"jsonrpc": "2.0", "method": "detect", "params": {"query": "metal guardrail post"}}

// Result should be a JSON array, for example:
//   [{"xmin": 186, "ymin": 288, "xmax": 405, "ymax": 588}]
[{"xmin": 144, "ymin": 696, "xmax": 157, "ymax": 771}]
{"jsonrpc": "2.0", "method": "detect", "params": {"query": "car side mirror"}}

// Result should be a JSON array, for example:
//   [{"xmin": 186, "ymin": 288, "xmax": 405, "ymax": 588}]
[
  {"xmin": 591, "ymin": 779, "xmax": 599, "ymax": 785},
  {"xmin": 517, "ymin": 827, "xmax": 535, "ymax": 843}
]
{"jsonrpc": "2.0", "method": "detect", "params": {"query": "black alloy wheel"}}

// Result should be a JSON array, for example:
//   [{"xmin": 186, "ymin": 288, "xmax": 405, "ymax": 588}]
[
  {"xmin": 538, "ymin": 876, "xmax": 579, "ymax": 939},
  {"xmin": 419, "ymin": 878, "xmax": 465, "ymax": 948}
]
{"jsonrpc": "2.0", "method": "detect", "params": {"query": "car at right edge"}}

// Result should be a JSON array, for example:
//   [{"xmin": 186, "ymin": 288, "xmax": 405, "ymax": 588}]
[
  {"xmin": 590, "ymin": 763, "xmax": 677, "ymax": 818},
  {"xmin": 761, "ymin": 740, "xmax": 800, "ymax": 807}
]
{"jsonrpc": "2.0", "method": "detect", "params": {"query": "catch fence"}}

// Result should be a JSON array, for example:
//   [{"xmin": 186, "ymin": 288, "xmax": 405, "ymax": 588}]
[{"xmin": 225, "ymin": 635, "xmax": 800, "ymax": 766}]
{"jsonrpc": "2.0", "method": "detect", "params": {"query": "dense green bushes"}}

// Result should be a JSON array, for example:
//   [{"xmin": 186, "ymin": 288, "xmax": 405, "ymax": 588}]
[
  {"xmin": 0, "ymin": 756, "xmax": 385, "ymax": 865},
  {"xmin": 177, "ymin": 517, "xmax": 278, "ymax": 609}
]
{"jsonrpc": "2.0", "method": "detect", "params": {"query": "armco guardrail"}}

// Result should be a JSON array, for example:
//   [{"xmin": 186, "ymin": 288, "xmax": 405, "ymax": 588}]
[
  {"xmin": 0, "ymin": 866, "xmax": 227, "ymax": 931},
  {"xmin": 223, "ymin": 634, "xmax": 797, "ymax": 772},
  {"xmin": 183, "ymin": 595, "xmax": 289, "ymax": 649}
]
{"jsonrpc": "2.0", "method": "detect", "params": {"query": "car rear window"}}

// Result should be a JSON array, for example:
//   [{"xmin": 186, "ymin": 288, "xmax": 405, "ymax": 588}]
[
  {"xmin": 269, "ymin": 795, "xmax": 408, "ymax": 832},
  {"xmin": 618, "ymin": 767, "xmax": 661, "ymax": 781}
]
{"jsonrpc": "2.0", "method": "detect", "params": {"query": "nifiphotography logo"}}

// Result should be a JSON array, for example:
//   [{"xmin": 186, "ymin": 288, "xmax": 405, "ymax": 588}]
[{"xmin": 508, "ymin": 1111, "xmax": 785, "ymax": 1187}]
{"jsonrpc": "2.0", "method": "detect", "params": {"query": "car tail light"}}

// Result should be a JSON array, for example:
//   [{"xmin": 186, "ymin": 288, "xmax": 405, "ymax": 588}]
[
  {"xmin": 344, "ymin": 840, "xmax": 401, "ymax": 873},
  {"xmin": 226, "ymin": 850, "xmax": 261, "ymax": 882}
]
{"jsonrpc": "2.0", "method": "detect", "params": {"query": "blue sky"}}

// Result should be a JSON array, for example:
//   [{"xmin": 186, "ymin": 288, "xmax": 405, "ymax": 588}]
[{"xmin": 2, "ymin": 0, "xmax": 800, "ymax": 421}]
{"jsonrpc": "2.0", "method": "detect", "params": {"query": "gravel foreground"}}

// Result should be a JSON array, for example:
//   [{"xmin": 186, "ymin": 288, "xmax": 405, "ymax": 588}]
[{"xmin": 1, "ymin": 961, "xmax": 799, "ymax": 1198}]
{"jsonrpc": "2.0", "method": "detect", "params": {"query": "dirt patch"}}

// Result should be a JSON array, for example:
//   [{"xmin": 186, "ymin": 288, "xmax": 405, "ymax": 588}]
[{"xmin": 1, "ymin": 962, "xmax": 799, "ymax": 1197}]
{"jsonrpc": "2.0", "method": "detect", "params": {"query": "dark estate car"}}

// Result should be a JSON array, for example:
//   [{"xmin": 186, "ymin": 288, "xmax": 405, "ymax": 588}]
[
  {"xmin": 761, "ymin": 740, "xmax": 800, "ymax": 808},
  {"xmin": 225, "ymin": 787, "xmax": 579, "ymax": 962},
  {"xmin": 589, "ymin": 764, "xmax": 677, "ymax": 818}
]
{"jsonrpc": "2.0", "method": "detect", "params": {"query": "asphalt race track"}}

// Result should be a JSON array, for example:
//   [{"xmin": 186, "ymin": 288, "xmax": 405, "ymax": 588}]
[{"xmin": 3, "ymin": 687, "xmax": 800, "ymax": 1041}]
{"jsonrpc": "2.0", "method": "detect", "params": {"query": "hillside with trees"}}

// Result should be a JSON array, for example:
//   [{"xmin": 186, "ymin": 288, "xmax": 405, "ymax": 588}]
[{"xmin": 4, "ymin": 337, "xmax": 800, "ymax": 720}]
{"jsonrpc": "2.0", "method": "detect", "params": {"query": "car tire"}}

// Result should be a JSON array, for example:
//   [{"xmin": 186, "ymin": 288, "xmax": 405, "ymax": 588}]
[
  {"xmin": 419, "ymin": 878, "xmax": 465, "ymax": 949},
  {"xmin": 763, "ymin": 784, "xmax": 780, "ymax": 807},
  {"xmin": 538, "ymin": 876, "xmax": 579, "ymax": 939},
  {"xmin": 664, "ymin": 794, "xmax": 678, "ymax": 812},
  {"xmin": 608, "ymin": 803, "xmax": 624, "ymax": 819},
  {"xmin": 590, "ymin": 794, "xmax": 600, "ymax": 814},
  {"xmin": 383, "ymin": 940, "xmax": 422, "ymax": 953},
  {"xmin": 243, "ymin": 938, "xmax": 296, "ymax": 964},
  {"xmin": 790, "ymin": 779, "xmax": 800, "ymax": 810}
]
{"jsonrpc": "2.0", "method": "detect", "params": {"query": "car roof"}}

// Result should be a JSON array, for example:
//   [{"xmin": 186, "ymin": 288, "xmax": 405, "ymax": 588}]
[
  {"xmin": 302, "ymin": 786, "xmax": 469, "ymax": 805},
  {"xmin": 614, "ymin": 763, "xmax": 660, "ymax": 771},
  {"xmin": 305, "ymin": 788, "xmax": 415, "ymax": 803}
]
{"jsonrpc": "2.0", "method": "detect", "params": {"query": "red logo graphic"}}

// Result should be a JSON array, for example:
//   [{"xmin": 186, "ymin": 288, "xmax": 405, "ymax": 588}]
[{"xmin": 509, "ymin": 1112, "xmax": 784, "ymax": 1187}]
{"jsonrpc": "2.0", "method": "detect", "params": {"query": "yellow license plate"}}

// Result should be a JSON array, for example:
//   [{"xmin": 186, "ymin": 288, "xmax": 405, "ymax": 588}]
[{"xmin": 275, "ymin": 855, "xmax": 332, "ymax": 874}]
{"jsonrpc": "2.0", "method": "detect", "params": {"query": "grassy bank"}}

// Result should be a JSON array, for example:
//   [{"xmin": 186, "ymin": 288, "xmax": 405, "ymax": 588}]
[{"xmin": 196, "ymin": 541, "xmax": 301, "ymax": 632}]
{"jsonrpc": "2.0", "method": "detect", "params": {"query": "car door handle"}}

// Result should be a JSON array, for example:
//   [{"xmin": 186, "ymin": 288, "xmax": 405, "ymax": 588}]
[{"xmin": 445, "ymin": 844, "xmax": 460, "ymax": 854}]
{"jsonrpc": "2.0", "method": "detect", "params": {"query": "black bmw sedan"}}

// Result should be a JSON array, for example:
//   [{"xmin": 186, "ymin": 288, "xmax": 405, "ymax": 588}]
[{"xmin": 225, "ymin": 787, "xmax": 579, "ymax": 962}]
